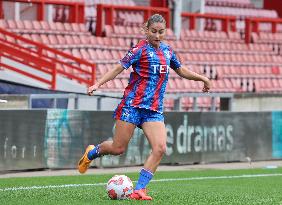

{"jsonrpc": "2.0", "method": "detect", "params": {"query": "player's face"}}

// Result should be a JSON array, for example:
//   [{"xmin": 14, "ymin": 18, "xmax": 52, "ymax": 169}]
[{"xmin": 146, "ymin": 22, "xmax": 166, "ymax": 49}]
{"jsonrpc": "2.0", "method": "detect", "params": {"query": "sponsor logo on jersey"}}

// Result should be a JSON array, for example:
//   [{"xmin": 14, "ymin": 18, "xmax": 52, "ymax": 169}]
[{"xmin": 152, "ymin": 64, "xmax": 169, "ymax": 74}]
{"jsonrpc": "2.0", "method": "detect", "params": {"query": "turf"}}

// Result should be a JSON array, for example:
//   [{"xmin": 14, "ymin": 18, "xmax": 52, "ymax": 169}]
[{"xmin": 1, "ymin": 168, "xmax": 282, "ymax": 205}]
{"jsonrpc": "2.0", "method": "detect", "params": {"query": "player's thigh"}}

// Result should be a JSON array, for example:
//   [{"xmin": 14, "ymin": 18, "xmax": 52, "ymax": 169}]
[
  {"xmin": 112, "ymin": 120, "xmax": 136, "ymax": 148},
  {"xmin": 141, "ymin": 121, "xmax": 167, "ymax": 149}
]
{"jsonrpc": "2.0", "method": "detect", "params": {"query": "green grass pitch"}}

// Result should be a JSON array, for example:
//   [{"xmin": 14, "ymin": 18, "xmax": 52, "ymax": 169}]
[{"xmin": 1, "ymin": 168, "xmax": 282, "ymax": 205}]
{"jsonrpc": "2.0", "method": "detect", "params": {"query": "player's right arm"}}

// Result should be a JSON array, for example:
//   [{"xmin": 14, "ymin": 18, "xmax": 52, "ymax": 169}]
[
  {"xmin": 88, "ymin": 42, "xmax": 142, "ymax": 96},
  {"xmin": 87, "ymin": 64, "xmax": 124, "ymax": 95}
]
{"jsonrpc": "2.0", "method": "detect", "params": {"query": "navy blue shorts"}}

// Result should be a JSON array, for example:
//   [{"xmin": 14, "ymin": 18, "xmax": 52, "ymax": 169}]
[{"xmin": 113, "ymin": 106, "xmax": 164, "ymax": 128}]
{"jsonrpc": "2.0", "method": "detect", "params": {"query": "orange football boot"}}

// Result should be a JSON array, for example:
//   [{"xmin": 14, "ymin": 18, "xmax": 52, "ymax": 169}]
[
  {"xmin": 77, "ymin": 145, "xmax": 95, "ymax": 174},
  {"xmin": 130, "ymin": 189, "xmax": 152, "ymax": 200}
]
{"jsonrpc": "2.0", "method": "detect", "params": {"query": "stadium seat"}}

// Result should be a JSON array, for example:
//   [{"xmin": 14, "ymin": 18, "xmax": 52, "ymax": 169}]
[
  {"xmin": 164, "ymin": 98, "xmax": 175, "ymax": 111},
  {"xmin": 181, "ymin": 96, "xmax": 193, "ymax": 111}
]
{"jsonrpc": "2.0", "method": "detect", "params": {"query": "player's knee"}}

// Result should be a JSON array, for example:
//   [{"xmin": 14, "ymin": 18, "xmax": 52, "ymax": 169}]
[{"xmin": 153, "ymin": 144, "xmax": 166, "ymax": 157}]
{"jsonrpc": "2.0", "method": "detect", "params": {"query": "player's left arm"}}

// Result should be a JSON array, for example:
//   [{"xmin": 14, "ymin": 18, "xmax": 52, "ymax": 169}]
[{"xmin": 174, "ymin": 66, "xmax": 211, "ymax": 92}]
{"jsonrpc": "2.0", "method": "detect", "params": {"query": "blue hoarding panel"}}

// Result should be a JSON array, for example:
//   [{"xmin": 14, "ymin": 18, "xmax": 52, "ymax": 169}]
[{"xmin": 272, "ymin": 112, "xmax": 282, "ymax": 158}]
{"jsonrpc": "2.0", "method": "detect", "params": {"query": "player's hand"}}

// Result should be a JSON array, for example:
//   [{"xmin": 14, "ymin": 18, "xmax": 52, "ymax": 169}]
[
  {"xmin": 202, "ymin": 78, "xmax": 211, "ymax": 93},
  {"xmin": 87, "ymin": 84, "xmax": 99, "ymax": 96}
]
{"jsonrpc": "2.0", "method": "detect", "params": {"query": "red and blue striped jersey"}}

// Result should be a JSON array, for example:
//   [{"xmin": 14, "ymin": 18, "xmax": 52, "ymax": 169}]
[{"xmin": 118, "ymin": 40, "xmax": 181, "ymax": 113}]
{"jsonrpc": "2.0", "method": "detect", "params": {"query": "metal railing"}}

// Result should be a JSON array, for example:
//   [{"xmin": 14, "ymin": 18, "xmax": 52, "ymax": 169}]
[{"xmin": 28, "ymin": 92, "xmax": 234, "ymax": 111}]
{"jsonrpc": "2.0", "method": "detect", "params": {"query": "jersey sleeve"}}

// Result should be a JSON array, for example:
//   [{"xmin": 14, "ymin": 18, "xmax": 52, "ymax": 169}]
[
  {"xmin": 119, "ymin": 46, "xmax": 142, "ymax": 70},
  {"xmin": 170, "ymin": 50, "xmax": 181, "ymax": 70}
]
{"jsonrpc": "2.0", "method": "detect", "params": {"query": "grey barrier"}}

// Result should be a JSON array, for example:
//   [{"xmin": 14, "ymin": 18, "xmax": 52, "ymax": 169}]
[
  {"xmin": 0, "ymin": 110, "xmax": 46, "ymax": 171},
  {"xmin": 96, "ymin": 112, "xmax": 273, "ymax": 167},
  {"xmin": 0, "ymin": 110, "xmax": 281, "ymax": 171}
]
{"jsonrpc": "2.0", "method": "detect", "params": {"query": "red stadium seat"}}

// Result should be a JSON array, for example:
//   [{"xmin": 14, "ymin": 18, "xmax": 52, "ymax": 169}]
[
  {"xmin": 63, "ymin": 23, "xmax": 73, "ymax": 33},
  {"xmin": 0, "ymin": 19, "xmax": 8, "ymax": 29},
  {"xmin": 164, "ymin": 98, "xmax": 175, "ymax": 111},
  {"xmin": 30, "ymin": 34, "xmax": 42, "ymax": 43},
  {"xmin": 71, "ymin": 23, "xmax": 82, "ymax": 33},
  {"xmin": 80, "ymin": 35, "xmax": 90, "ymax": 44},
  {"xmin": 111, "ymin": 50, "xmax": 121, "ymax": 60},
  {"xmin": 80, "ymin": 48, "xmax": 91, "ymax": 60},
  {"xmin": 167, "ymin": 79, "xmax": 177, "ymax": 91},
  {"xmin": 6, "ymin": 19, "xmax": 18, "ymax": 32},
  {"xmin": 71, "ymin": 48, "xmax": 82, "ymax": 58},
  {"xmin": 181, "ymin": 96, "xmax": 193, "ymax": 111},
  {"xmin": 57, "ymin": 34, "xmax": 66, "ymax": 45},
  {"xmin": 39, "ymin": 34, "xmax": 50, "ymax": 45},
  {"xmin": 48, "ymin": 35, "xmax": 59, "ymax": 45}
]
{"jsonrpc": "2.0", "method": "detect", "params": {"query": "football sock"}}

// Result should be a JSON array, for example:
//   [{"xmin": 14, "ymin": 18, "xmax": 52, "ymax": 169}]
[
  {"xmin": 135, "ymin": 168, "xmax": 153, "ymax": 190},
  {"xmin": 87, "ymin": 144, "xmax": 101, "ymax": 160}
]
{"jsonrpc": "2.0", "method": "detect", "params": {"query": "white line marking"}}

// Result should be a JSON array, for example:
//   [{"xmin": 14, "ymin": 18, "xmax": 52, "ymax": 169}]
[
  {"xmin": 1, "ymin": 173, "xmax": 282, "ymax": 192},
  {"xmin": 0, "ymin": 183, "xmax": 106, "ymax": 192}
]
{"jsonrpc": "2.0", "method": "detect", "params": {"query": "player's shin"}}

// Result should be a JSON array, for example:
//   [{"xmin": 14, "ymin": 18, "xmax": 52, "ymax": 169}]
[{"xmin": 135, "ymin": 168, "xmax": 154, "ymax": 190}]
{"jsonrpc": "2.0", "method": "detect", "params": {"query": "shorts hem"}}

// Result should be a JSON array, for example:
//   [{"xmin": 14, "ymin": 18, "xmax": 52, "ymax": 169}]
[
  {"xmin": 114, "ymin": 116, "xmax": 141, "ymax": 127},
  {"xmin": 141, "ymin": 118, "xmax": 164, "ymax": 124}
]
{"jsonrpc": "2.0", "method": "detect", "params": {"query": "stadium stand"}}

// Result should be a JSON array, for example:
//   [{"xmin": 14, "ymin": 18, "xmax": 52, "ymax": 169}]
[
  {"xmin": 206, "ymin": 0, "xmax": 254, "ymax": 8},
  {"xmin": 0, "ymin": 0, "xmax": 282, "ymax": 111},
  {"xmin": 204, "ymin": 0, "xmax": 279, "ymax": 32}
]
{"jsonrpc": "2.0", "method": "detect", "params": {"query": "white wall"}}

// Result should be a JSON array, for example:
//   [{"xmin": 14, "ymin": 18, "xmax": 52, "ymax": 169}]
[
  {"xmin": 233, "ymin": 95, "xmax": 282, "ymax": 111},
  {"xmin": 250, "ymin": 0, "xmax": 264, "ymax": 8},
  {"xmin": 3, "ymin": 1, "xmax": 16, "ymax": 19},
  {"xmin": 19, "ymin": 3, "xmax": 37, "ymax": 20}
]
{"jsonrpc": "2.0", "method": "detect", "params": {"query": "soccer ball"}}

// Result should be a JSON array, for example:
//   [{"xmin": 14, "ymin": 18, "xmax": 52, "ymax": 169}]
[{"xmin": 106, "ymin": 175, "xmax": 134, "ymax": 200}]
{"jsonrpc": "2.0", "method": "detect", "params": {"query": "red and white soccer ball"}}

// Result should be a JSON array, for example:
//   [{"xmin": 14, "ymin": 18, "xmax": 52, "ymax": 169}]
[{"xmin": 106, "ymin": 175, "xmax": 134, "ymax": 200}]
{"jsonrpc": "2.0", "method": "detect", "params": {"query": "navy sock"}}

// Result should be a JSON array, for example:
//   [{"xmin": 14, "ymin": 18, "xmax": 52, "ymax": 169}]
[
  {"xmin": 135, "ymin": 168, "xmax": 153, "ymax": 190},
  {"xmin": 87, "ymin": 144, "xmax": 101, "ymax": 160}
]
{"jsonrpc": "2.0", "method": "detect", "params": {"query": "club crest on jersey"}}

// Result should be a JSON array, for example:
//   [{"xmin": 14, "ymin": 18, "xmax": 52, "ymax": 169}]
[
  {"xmin": 152, "ymin": 64, "xmax": 169, "ymax": 74},
  {"xmin": 164, "ymin": 50, "xmax": 171, "ymax": 59},
  {"xmin": 149, "ymin": 52, "xmax": 154, "ymax": 58}
]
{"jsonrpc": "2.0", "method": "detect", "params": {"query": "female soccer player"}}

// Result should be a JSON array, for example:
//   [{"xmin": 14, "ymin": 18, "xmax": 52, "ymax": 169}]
[{"xmin": 78, "ymin": 14, "xmax": 211, "ymax": 200}]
